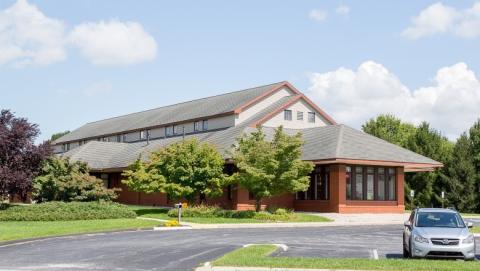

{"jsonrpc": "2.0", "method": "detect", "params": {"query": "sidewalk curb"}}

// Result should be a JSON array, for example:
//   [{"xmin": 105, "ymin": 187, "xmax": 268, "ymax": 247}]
[{"xmin": 196, "ymin": 266, "xmax": 365, "ymax": 271}]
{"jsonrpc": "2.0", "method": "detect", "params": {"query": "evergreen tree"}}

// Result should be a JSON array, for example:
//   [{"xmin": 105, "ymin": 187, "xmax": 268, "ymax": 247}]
[{"xmin": 446, "ymin": 134, "xmax": 477, "ymax": 212}]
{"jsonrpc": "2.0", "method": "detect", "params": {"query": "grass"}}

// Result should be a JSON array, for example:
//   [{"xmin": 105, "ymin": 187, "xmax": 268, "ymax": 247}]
[
  {"xmin": 470, "ymin": 226, "xmax": 480, "ymax": 233},
  {"xmin": 213, "ymin": 245, "xmax": 480, "ymax": 271},
  {"xmin": 128, "ymin": 205, "xmax": 332, "ymax": 224},
  {"xmin": 0, "ymin": 219, "xmax": 160, "ymax": 242}
]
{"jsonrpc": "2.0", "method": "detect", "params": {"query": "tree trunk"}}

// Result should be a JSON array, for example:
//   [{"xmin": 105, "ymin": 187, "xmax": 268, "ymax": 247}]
[{"xmin": 255, "ymin": 197, "xmax": 262, "ymax": 212}]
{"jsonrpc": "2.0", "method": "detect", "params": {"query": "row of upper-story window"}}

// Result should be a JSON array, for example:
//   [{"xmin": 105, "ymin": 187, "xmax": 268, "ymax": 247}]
[
  {"xmin": 284, "ymin": 110, "xmax": 316, "ymax": 123},
  {"xmin": 61, "ymin": 120, "xmax": 209, "ymax": 152}
]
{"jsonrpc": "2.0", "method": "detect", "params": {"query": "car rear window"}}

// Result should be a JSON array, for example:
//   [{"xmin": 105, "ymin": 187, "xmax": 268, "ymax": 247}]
[{"xmin": 416, "ymin": 212, "xmax": 465, "ymax": 228}]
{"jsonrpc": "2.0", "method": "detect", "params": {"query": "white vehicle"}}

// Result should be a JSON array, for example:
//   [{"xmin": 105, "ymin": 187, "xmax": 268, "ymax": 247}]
[{"xmin": 403, "ymin": 208, "xmax": 475, "ymax": 260}]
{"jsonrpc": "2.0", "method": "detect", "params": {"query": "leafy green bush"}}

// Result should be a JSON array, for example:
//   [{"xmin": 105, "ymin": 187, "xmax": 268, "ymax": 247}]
[
  {"xmin": 33, "ymin": 157, "xmax": 118, "ymax": 203},
  {"xmin": 167, "ymin": 205, "xmax": 294, "ymax": 221},
  {"xmin": 0, "ymin": 202, "xmax": 136, "ymax": 221}
]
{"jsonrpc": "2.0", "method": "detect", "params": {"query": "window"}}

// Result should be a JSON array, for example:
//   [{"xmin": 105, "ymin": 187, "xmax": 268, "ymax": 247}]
[
  {"xmin": 194, "ymin": 121, "xmax": 201, "ymax": 131},
  {"xmin": 102, "ymin": 137, "xmax": 108, "ymax": 142},
  {"xmin": 354, "ymin": 167, "xmax": 363, "ymax": 200},
  {"xmin": 297, "ymin": 111, "xmax": 304, "ymax": 121},
  {"xmin": 346, "ymin": 166, "xmax": 396, "ymax": 201},
  {"xmin": 284, "ymin": 110, "xmax": 292, "ymax": 121},
  {"xmin": 173, "ymin": 125, "xmax": 179, "ymax": 134},
  {"xmin": 140, "ymin": 130, "xmax": 146, "ymax": 139},
  {"xmin": 308, "ymin": 112, "xmax": 316, "ymax": 123},
  {"xmin": 202, "ymin": 120, "xmax": 208, "ymax": 130},
  {"xmin": 366, "ymin": 167, "xmax": 374, "ymax": 200},
  {"xmin": 387, "ymin": 168, "xmax": 396, "ymax": 200},
  {"xmin": 165, "ymin": 126, "xmax": 173, "ymax": 136},
  {"xmin": 377, "ymin": 168, "xmax": 385, "ymax": 200},
  {"xmin": 346, "ymin": 166, "xmax": 352, "ymax": 200},
  {"xmin": 116, "ymin": 135, "xmax": 122, "ymax": 142},
  {"xmin": 296, "ymin": 166, "xmax": 330, "ymax": 200},
  {"xmin": 122, "ymin": 134, "xmax": 127, "ymax": 142},
  {"xmin": 100, "ymin": 174, "xmax": 109, "ymax": 188}
]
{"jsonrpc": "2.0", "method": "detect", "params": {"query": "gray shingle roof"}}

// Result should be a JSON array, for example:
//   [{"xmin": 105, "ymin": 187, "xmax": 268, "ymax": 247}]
[
  {"xmin": 55, "ymin": 81, "xmax": 285, "ymax": 144},
  {"xmin": 62, "ymin": 123, "xmax": 441, "ymax": 171}
]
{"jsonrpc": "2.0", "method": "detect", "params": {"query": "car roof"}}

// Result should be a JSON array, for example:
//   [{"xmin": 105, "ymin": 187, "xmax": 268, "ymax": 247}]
[{"xmin": 416, "ymin": 208, "xmax": 458, "ymax": 213}]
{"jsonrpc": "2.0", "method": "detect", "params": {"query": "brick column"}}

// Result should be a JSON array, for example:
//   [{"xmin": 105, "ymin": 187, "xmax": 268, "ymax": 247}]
[
  {"xmin": 396, "ymin": 167, "xmax": 405, "ymax": 208},
  {"xmin": 329, "ymin": 164, "xmax": 346, "ymax": 212}
]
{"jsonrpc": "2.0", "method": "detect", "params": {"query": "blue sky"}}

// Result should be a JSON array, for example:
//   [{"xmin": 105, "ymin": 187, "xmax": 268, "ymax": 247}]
[{"xmin": 1, "ymin": 0, "xmax": 480, "ymax": 142}]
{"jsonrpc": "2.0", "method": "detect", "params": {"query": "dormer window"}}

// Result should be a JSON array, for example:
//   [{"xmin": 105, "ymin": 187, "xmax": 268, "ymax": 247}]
[
  {"xmin": 202, "ymin": 120, "xmax": 208, "ymax": 130},
  {"xmin": 284, "ymin": 110, "xmax": 292, "ymax": 121},
  {"xmin": 140, "ymin": 130, "xmax": 148, "ymax": 140}
]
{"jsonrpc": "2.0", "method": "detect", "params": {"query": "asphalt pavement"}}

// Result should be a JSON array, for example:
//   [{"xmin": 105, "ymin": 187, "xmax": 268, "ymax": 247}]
[{"xmin": 0, "ymin": 225, "xmax": 478, "ymax": 271}]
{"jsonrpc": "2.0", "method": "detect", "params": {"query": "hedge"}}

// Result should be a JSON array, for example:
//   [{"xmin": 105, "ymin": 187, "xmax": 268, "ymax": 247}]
[
  {"xmin": 0, "ymin": 202, "xmax": 136, "ymax": 221},
  {"xmin": 167, "ymin": 205, "xmax": 293, "ymax": 221}
]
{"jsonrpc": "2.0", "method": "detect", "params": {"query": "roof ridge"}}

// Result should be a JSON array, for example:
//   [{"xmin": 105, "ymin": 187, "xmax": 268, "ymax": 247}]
[
  {"xmin": 334, "ymin": 124, "xmax": 345, "ymax": 157},
  {"xmin": 85, "ymin": 81, "xmax": 286, "ymax": 125}
]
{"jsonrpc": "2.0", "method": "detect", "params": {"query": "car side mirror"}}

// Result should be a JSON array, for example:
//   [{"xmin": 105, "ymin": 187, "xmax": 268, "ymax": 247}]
[
  {"xmin": 467, "ymin": 222, "xmax": 474, "ymax": 228},
  {"xmin": 404, "ymin": 220, "xmax": 411, "ymax": 228}
]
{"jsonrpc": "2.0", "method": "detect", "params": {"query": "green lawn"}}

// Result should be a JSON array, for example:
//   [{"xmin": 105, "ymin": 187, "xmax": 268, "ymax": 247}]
[
  {"xmin": 471, "ymin": 226, "xmax": 480, "ymax": 233},
  {"xmin": 128, "ymin": 205, "xmax": 332, "ymax": 224},
  {"xmin": 214, "ymin": 245, "xmax": 480, "ymax": 271},
  {"xmin": 0, "ymin": 219, "xmax": 160, "ymax": 242}
]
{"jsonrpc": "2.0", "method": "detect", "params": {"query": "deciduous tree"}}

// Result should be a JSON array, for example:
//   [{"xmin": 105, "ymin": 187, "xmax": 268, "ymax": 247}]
[
  {"xmin": 0, "ymin": 110, "xmax": 51, "ymax": 201},
  {"xmin": 232, "ymin": 127, "xmax": 313, "ymax": 212},
  {"xmin": 33, "ymin": 157, "xmax": 118, "ymax": 202},
  {"xmin": 122, "ymin": 138, "xmax": 228, "ymax": 204}
]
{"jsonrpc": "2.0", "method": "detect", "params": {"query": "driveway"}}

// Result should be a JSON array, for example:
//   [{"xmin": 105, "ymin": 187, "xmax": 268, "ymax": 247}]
[{"xmin": 0, "ymin": 225, "xmax": 478, "ymax": 271}]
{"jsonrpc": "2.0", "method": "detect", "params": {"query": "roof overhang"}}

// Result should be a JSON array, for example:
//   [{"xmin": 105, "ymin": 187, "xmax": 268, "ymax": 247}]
[{"xmin": 310, "ymin": 158, "xmax": 443, "ymax": 172}]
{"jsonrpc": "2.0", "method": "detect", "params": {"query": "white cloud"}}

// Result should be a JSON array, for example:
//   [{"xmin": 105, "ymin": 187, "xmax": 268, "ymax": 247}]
[
  {"xmin": 335, "ymin": 5, "xmax": 350, "ymax": 16},
  {"xmin": 309, "ymin": 9, "xmax": 328, "ymax": 22},
  {"xmin": 69, "ymin": 20, "xmax": 157, "ymax": 66},
  {"xmin": 84, "ymin": 81, "xmax": 113, "ymax": 97},
  {"xmin": 403, "ymin": 2, "xmax": 480, "ymax": 39},
  {"xmin": 0, "ymin": 0, "xmax": 66, "ymax": 66},
  {"xmin": 307, "ymin": 61, "xmax": 480, "ymax": 139},
  {"xmin": 0, "ymin": 0, "xmax": 158, "ymax": 67}
]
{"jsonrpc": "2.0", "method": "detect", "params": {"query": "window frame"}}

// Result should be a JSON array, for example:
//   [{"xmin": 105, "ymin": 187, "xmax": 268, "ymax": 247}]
[
  {"xmin": 346, "ymin": 166, "xmax": 397, "ymax": 201},
  {"xmin": 284, "ymin": 109, "xmax": 292, "ymax": 121},
  {"xmin": 194, "ymin": 121, "xmax": 201, "ymax": 132},
  {"xmin": 308, "ymin": 112, "xmax": 316, "ymax": 123},
  {"xmin": 202, "ymin": 120, "xmax": 208, "ymax": 130}
]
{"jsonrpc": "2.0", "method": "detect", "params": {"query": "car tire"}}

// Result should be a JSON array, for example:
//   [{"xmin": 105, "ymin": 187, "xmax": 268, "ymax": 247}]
[
  {"xmin": 409, "ymin": 240, "xmax": 415, "ymax": 259},
  {"xmin": 403, "ymin": 234, "xmax": 409, "ymax": 258}
]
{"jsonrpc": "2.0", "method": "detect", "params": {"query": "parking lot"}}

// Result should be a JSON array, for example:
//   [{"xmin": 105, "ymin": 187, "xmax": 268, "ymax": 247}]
[{"xmin": 0, "ymin": 224, "xmax": 479, "ymax": 271}]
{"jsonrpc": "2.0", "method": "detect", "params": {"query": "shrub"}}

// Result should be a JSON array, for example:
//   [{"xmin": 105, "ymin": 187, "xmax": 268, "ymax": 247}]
[
  {"xmin": 33, "ymin": 157, "xmax": 118, "ymax": 202},
  {"xmin": 164, "ymin": 220, "xmax": 180, "ymax": 227},
  {"xmin": 0, "ymin": 202, "xmax": 136, "ymax": 221},
  {"xmin": 166, "ymin": 205, "xmax": 294, "ymax": 221},
  {"xmin": 273, "ymin": 208, "xmax": 289, "ymax": 216}
]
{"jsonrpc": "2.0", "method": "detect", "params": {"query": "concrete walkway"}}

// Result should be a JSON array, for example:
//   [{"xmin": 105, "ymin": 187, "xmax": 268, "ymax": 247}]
[{"xmin": 139, "ymin": 213, "xmax": 411, "ymax": 230}]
